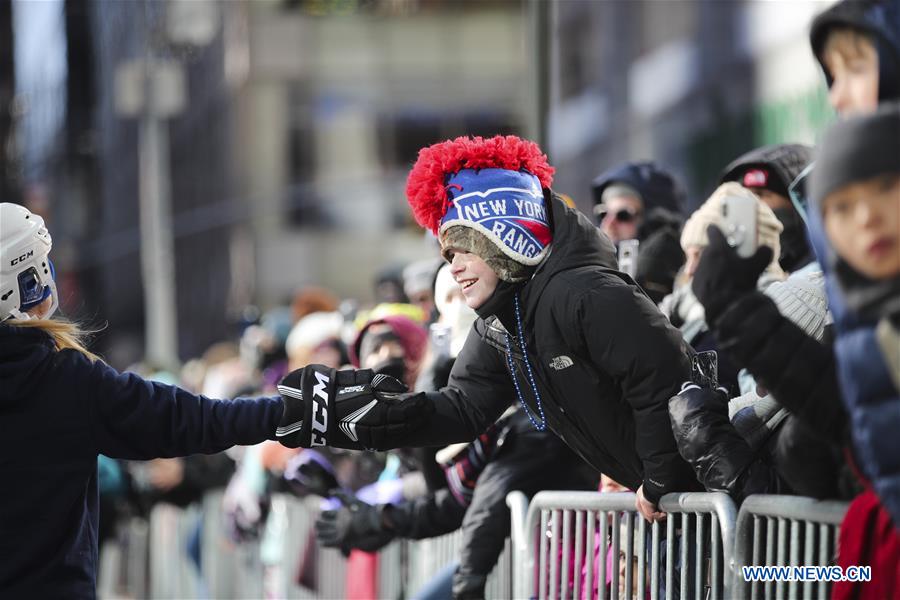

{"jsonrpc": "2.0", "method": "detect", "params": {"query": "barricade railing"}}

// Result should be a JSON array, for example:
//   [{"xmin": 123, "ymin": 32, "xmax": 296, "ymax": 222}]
[
  {"xmin": 732, "ymin": 495, "xmax": 849, "ymax": 600},
  {"xmin": 100, "ymin": 490, "xmax": 512, "ymax": 599},
  {"xmin": 508, "ymin": 490, "xmax": 737, "ymax": 600}
]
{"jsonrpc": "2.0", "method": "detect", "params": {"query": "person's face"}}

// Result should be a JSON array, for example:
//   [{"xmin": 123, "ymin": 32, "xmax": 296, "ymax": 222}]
[
  {"xmin": 822, "ymin": 174, "xmax": 900, "ymax": 280},
  {"xmin": 308, "ymin": 343, "xmax": 343, "ymax": 369},
  {"xmin": 683, "ymin": 245, "xmax": 704, "ymax": 279},
  {"xmin": 408, "ymin": 290, "xmax": 435, "ymax": 318},
  {"xmin": 600, "ymin": 474, "xmax": 629, "ymax": 493},
  {"xmin": 823, "ymin": 30, "xmax": 880, "ymax": 116},
  {"xmin": 598, "ymin": 195, "xmax": 643, "ymax": 244},
  {"xmin": 749, "ymin": 188, "xmax": 793, "ymax": 212},
  {"xmin": 360, "ymin": 324, "xmax": 406, "ymax": 370},
  {"xmin": 617, "ymin": 552, "xmax": 646, "ymax": 599},
  {"xmin": 446, "ymin": 249, "xmax": 499, "ymax": 310}
]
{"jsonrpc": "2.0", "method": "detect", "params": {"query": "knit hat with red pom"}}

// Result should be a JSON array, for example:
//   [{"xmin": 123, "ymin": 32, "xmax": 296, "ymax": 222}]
[{"xmin": 406, "ymin": 136, "xmax": 555, "ymax": 281}]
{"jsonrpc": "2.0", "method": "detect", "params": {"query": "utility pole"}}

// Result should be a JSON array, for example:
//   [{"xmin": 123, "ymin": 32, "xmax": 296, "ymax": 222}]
[
  {"xmin": 114, "ymin": 13, "xmax": 185, "ymax": 370},
  {"xmin": 529, "ymin": 0, "xmax": 553, "ymax": 149}
]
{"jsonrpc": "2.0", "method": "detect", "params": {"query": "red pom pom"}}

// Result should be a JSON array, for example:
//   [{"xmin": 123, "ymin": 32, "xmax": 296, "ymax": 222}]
[{"xmin": 405, "ymin": 135, "xmax": 555, "ymax": 235}]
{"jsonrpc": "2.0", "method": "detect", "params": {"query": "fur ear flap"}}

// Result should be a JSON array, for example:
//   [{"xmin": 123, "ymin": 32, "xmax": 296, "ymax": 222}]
[{"xmin": 405, "ymin": 135, "xmax": 554, "ymax": 235}]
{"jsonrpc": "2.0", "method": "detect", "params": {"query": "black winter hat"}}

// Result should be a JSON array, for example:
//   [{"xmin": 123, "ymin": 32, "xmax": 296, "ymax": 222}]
[
  {"xmin": 810, "ymin": 0, "xmax": 900, "ymax": 103},
  {"xmin": 720, "ymin": 144, "xmax": 814, "ymax": 200},
  {"xmin": 809, "ymin": 101, "xmax": 900, "ymax": 208},
  {"xmin": 591, "ymin": 161, "xmax": 686, "ymax": 217}
]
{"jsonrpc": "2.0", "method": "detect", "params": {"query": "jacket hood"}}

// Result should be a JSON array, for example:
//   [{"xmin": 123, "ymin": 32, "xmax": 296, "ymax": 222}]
[
  {"xmin": 719, "ymin": 144, "xmax": 814, "ymax": 196},
  {"xmin": 527, "ymin": 192, "xmax": 619, "ymax": 302},
  {"xmin": 810, "ymin": 0, "xmax": 900, "ymax": 102},
  {"xmin": 591, "ymin": 161, "xmax": 686, "ymax": 217},
  {"xmin": 805, "ymin": 192, "xmax": 857, "ymax": 329},
  {"xmin": 0, "ymin": 324, "xmax": 55, "ymax": 408}
]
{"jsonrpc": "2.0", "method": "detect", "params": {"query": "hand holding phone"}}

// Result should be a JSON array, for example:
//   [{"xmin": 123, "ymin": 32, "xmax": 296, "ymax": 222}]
[
  {"xmin": 618, "ymin": 239, "xmax": 640, "ymax": 278},
  {"xmin": 721, "ymin": 194, "xmax": 758, "ymax": 258}
]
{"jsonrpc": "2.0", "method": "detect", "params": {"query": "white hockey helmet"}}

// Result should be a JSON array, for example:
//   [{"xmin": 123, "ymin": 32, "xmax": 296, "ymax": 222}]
[{"xmin": 0, "ymin": 203, "xmax": 58, "ymax": 321}]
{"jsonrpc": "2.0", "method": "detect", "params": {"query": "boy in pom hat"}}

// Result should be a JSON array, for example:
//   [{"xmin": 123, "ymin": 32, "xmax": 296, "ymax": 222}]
[{"xmin": 275, "ymin": 135, "xmax": 701, "ymax": 522}]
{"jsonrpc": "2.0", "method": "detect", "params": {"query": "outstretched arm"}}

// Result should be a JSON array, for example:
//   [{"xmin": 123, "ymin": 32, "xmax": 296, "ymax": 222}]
[
  {"xmin": 69, "ymin": 350, "xmax": 283, "ymax": 460},
  {"xmin": 276, "ymin": 325, "xmax": 514, "ymax": 451}
]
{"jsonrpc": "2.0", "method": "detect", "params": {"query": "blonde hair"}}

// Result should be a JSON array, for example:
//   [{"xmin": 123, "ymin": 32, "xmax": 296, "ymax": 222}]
[{"xmin": 6, "ymin": 318, "xmax": 102, "ymax": 363}]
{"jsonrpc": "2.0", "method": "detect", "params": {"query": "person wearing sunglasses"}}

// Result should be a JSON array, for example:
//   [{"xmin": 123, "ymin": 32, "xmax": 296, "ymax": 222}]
[{"xmin": 591, "ymin": 161, "xmax": 688, "ymax": 303}]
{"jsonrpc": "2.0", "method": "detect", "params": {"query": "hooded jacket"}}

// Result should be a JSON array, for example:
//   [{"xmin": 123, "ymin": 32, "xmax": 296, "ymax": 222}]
[
  {"xmin": 591, "ymin": 161, "xmax": 685, "ymax": 216},
  {"xmin": 719, "ymin": 144, "xmax": 813, "ymax": 197},
  {"xmin": 719, "ymin": 144, "xmax": 816, "ymax": 273},
  {"xmin": 810, "ymin": 0, "xmax": 900, "ymax": 103},
  {"xmin": 393, "ymin": 195, "xmax": 700, "ymax": 503},
  {"xmin": 0, "ymin": 325, "xmax": 283, "ymax": 598}
]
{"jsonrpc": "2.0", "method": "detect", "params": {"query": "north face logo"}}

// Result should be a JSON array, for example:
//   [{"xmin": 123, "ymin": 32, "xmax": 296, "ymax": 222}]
[{"xmin": 549, "ymin": 355, "xmax": 574, "ymax": 370}]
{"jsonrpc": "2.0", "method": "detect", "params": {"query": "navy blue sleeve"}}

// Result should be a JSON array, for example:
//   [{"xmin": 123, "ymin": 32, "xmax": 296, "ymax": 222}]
[{"xmin": 60, "ymin": 350, "xmax": 284, "ymax": 460}]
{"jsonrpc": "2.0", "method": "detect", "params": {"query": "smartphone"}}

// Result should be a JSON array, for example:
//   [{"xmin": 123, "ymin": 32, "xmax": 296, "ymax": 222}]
[
  {"xmin": 618, "ymin": 239, "xmax": 639, "ymax": 278},
  {"xmin": 429, "ymin": 323, "xmax": 452, "ymax": 358},
  {"xmin": 721, "ymin": 194, "xmax": 758, "ymax": 258},
  {"xmin": 690, "ymin": 351, "xmax": 719, "ymax": 390}
]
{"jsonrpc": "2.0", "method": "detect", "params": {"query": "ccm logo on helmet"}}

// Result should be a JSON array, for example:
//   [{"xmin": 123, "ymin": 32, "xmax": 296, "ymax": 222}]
[
  {"xmin": 310, "ymin": 371, "xmax": 330, "ymax": 447},
  {"xmin": 10, "ymin": 250, "xmax": 34, "ymax": 267}
]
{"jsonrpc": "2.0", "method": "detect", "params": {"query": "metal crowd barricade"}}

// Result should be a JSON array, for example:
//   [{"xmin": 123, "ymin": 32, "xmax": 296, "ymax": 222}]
[
  {"xmin": 102, "ymin": 489, "xmax": 516, "ymax": 599},
  {"xmin": 508, "ymin": 490, "xmax": 737, "ymax": 600},
  {"xmin": 732, "ymin": 495, "xmax": 849, "ymax": 600}
]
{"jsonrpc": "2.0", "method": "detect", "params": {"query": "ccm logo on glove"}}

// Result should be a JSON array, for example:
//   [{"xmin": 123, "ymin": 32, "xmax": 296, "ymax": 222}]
[
  {"xmin": 276, "ymin": 364, "xmax": 436, "ymax": 451},
  {"xmin": 311, "ymin": 371, "xmax": 330, "ymax": 446}
]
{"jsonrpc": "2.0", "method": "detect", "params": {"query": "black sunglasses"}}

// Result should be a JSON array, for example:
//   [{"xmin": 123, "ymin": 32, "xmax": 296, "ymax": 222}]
[{"xmin": 593, "ymin": 204, "xmax": 641, "ymax": 224}]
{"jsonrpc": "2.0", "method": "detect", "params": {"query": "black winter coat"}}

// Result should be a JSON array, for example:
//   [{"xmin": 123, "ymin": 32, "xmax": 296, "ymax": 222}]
[
  {"xmin": 0, "ymin": 325, "xmax": 283, "ymax": 599},
  {"xmin": 395, "ymin": 196, "xmax": 700, "ymax": 503}
]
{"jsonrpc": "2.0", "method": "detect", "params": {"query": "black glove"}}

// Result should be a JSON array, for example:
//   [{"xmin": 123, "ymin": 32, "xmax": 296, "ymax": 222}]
[
  {"xmin": 314, "ymin": 494, "xmax": 395, "ymax": 555},
  {"xmin": 668, "ymin": 383, "xmax": 777, "ymax": 502},
  {"xmin": 296, "ymin": 457, "xmax": 341, "ymax": 498},
  {"xmin": 276, "ymin": 364, "xmax": 434, "ymax": 450},
  {"xmin": 691, "ymin": 225, "xmax": 773, "ymax": 324}
]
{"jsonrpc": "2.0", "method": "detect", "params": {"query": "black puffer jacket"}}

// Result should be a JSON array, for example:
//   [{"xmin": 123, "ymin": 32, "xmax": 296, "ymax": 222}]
[
  {"xmin": 668, "ymin": 386, "xmax": 843, "ymax": 503},
  {"xmin": 396, "ymin": 196, "xmax": 700, "ymax": 503}
]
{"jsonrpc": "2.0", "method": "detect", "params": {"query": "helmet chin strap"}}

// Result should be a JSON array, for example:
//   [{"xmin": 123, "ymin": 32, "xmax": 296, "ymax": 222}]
[{"xmin": 5, "ymin": 281, "xmax": 59, "ymax": 322}]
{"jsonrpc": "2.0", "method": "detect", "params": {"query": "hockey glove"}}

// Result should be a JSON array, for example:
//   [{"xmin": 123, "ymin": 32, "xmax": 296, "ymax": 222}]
[{"xmin": 276, "ymin": 364, "xmax": 434, "ymax": 450}]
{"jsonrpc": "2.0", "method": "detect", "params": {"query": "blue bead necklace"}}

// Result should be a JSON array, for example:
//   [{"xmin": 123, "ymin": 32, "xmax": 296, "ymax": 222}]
[{"xmin": 503, "ymin": 293, "xmax": 547, "ymax": 431}]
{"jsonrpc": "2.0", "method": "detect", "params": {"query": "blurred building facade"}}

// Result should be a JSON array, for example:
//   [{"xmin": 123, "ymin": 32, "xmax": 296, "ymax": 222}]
[
  {"xmin": 547, "ymin": 0, "xmax": 835, "ymax": 213},
  {"xmin": 8, "ymin": 0, "xmax": 530, "ymax": 366},
  {"xmin": 7, "ymin": 0, "xmax": 838, "ymax": 365}
]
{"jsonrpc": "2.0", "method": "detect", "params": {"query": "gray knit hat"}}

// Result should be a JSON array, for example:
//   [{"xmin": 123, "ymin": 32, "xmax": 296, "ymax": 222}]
[
  {"xmin": 764, "ymin": 267, "xmax": 829, "ymax": 342},
  {"xmin": 441, "ymin": 225, "xmax": 533, "ymax": 283}
]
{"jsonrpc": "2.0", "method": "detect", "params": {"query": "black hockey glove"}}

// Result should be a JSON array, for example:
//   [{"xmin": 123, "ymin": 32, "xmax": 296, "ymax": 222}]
[
  {"xmin": 315, "ymin": 493, "xmax": 395, "ymax": 555},
  {"xmin": 276, "ymin": 364, "xmax": 434, "ymax": 450},
  {"xmin": 691, "ymin": 225, "xmax": 773, "ymax": 324}
]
